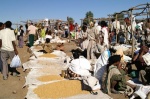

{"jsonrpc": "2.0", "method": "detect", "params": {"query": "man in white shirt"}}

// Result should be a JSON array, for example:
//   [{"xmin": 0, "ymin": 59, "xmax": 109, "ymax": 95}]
[
  {"xmin": 111, "ymin": 19, "xmax": 120, "ymax": 42},
  {"xmin": 0, "ymin": 21, "xmax": 18, "ymax": 80},
  {"xmin": 27, "ymin": 23, "xmax": 37, "ymax": 47}
]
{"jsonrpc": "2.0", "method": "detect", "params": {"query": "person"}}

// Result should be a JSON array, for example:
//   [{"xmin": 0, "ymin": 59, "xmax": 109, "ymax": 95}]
[
  {"xmin": 64, "ymin": 23, "xmax": 69, "ymax": 38},
  {"xmin": 0, "ymin": 21, "xmax": 19, "ymax": 80},
  {"xmin": 40, "ymin": 26, "xmax": 46, "ymax": 42},
  {"xmin": 45, "ymin": 30, "xmax": 52, "ymax": 40},
  {"xmin": 111, "ymin": 18, "xmax": 120, "ymax": 43},
  {"xmin": 102, "ymin": 55, "xmax": 126, "ymax": 94},
  {"xmin": 66, "ymin": 55, "xmax": 92, "ymax": 79},
  {"xmin": 87, "ymin": 21, "xmax": 97, "ymax": 59},
  {"xmin": 42, "ymin": 38, "xmax": 53, "ymax": 53},
  {"xmin": 18, "ymin": 25, "xmax": 24, "ymax": 48},
  {"xmin": 27, "ymin": 23, "xmax": 38, "ymax": 47},
  {"xmin": 100, "ymin": 21, "xmax": 109, "ymax": 47},
  {"xmin": 80, "ymin": 25, "xmax": 89, "ymax": 51},
  {"xmin": 133, "ymin": 45, "xmax": 150, "ymax": 85},
  {"xmin": 0, "ymin": 22, "xmax": 4, "ymax": 72},
  {"xmin": 94, "ymin": 48, "xmax": 111, "ymax": 84}
]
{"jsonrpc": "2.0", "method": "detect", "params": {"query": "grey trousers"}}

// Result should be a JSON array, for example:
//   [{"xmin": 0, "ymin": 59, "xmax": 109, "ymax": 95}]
[
  {"xmin": 0, "ymin": 52, "xmax": 2, "ymax": 72},
  {"xmin": 87, "ymin": 40, "xmax": 96, "ymax": 60},
  {"xmin": 1, "ymin": 50, "xmax": 15, "ymax": 77}
]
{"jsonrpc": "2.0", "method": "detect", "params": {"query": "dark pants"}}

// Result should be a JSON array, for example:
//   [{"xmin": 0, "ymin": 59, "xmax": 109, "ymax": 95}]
[
  {"xmin": 65, "ymin": 30, "xmax": 68, "ymax": 38},
  {"xmin": 29, "ymin": 34, "xmax": 34, "ymax": 47}
]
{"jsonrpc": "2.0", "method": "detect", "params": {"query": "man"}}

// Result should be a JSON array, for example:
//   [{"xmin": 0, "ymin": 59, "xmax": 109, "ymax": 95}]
[
  {"xmin": 87, "ymin": 21, "xmax": 98, "ymax": 59},
  {"xmin": 0, "ymin": 22, "xmax": 4, "ymax": 72},
  {"xmin": 133, "ymin": 46, "xmax": 150, "ymax": 85},
  {"xmin": 27, "ymin": 23, "xmax": 37, "ymax": 47},
  {"xmin": 0, "ymin": 21, "xmax": 18, "ymax": 80},
  {"xmin": 111, "ymin": 18, "xmax": 120, "ymax": 43}
]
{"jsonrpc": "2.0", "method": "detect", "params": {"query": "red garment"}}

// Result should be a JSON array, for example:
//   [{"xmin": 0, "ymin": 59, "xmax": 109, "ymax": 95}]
[{"xmin": 69, "ymin": 23, "xmax": 74, "ymax": 31}]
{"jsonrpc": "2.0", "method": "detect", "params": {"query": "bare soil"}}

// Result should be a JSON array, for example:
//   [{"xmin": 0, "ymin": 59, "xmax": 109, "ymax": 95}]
[{"xmin": 0, "ymin": 40, "xmax": 128, "ymax": 99}]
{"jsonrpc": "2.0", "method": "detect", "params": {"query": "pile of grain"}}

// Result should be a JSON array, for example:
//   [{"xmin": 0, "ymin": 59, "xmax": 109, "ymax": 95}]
[
  {"xmin": 39, "ymin": 53, "xmax": 58, "ymax": 58},
  {"xmin": 37, "ymin": 75, "xmax": 63, "ymax": 82},
  {"xmin": 37, "ymin": 60, "xmax": 59, "ymax": 66},
  {"xmin": 34, "ymin": 80, "xmax": 89, "ymax": 99}
]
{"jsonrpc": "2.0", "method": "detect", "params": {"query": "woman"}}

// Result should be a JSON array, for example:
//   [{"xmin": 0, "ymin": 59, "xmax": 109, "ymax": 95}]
[
  {"xmin": 18, "ymin": 25, "xmax": 24, "ymax": 48},
  {"xmin": 94, "ymin": 48, "xmax": 111, "ymax": 84}
]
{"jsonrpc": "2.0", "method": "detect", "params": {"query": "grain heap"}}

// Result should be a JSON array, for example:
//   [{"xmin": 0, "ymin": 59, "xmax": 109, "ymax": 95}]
[
  {"xmin": 34, "ymin": 80, "xmax": 89, "ymax": 99},
  {"xmin": 39, "ymin": 53, "xmax": 58, "ymax": 58},
  {"xmin": 37, "ymin": 75, "xmax": 63, "ymax": 82}
]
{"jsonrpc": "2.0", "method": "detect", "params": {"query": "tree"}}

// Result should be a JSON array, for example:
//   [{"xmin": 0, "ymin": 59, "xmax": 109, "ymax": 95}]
[
  {"xmin": 113, "ymin": 13, "xmax": 124, "ymax": 24},
  {"xmin": 83, "ymin": 11, "xmax": 94, "ymax": 25},
  {"xmin": 67, "ymin": 17, "xmax": 74, "ymax": 24}
]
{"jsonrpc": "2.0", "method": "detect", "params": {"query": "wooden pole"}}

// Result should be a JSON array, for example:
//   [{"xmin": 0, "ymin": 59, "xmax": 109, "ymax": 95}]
[
  {"xmin": 148, "ymin": 3, "xmax": 150, "ymax": 18},
  {"xmin": 130, "ymin": 10, "xmax": 134, "ymax": 58},
  {"xmin": 115, "ymin": 14, "xmax": 118, "ymax": 43},
  {"xmin": 67, "ymin": 17, "xmax": 70, "ymax": 43},
  {"xmin": 124, "ymin": 21, "xmax": 128, "ymax": 44}
]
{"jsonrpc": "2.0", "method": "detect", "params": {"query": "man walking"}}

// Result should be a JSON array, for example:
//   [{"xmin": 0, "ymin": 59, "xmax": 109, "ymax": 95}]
[
  {"xmin": 27, "ymin": 23, "xmax": 37, "ymax": 47},
  {"xmin": 0, "ymin": 21, "xmax": 18, "ymax": 80}
]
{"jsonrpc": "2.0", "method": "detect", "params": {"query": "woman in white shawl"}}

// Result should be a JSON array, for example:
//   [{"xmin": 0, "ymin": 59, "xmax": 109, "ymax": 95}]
[{"xmin": 94, "ymin": 48, "xmax": 111, "ymax": 84}]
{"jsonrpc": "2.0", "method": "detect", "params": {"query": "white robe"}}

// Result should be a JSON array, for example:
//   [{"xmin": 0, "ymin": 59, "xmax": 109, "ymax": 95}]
[
  {"xmin": 94, "ymin": 50, "xmax": 110, "ymax": 83},
  {"xmin": 69, "ymin": 56, "xmax": 91, "ymax": 76}
]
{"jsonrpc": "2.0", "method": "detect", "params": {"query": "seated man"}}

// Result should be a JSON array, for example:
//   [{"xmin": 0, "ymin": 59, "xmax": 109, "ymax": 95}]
[
  {"xmin": 133, "ymin": 45, "xmax": 150, "ymax": 85},
  {"xmin": 66, "ymin": 52, "xmax": 92, "ymax": 79},
  {"xmin": 40, "ymin": 38, "xmax": 53, "ymax": 53},
  {"xmin": 102, "ymin": 55, "xmax": 126, "ymax": 94}
]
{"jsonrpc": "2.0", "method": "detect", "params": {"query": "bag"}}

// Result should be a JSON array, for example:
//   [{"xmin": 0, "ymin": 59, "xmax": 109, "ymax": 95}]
[
  {"xmin": 10, "ymin": 55, "xmax": 21, "ymax": 68},
  {"xmin": 82, "ymin": 76, "xmax": 100, "ymax": 95}
]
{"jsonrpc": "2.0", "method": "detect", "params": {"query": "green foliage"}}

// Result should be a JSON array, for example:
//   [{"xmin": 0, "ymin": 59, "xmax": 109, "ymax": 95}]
[
  {"xmin": 67, "ymin": 17, "xmax": 74, "ymax": 23},
  {"xmin": 113, "ymin": 13, "xmax": 125, "ymax": 24},
  {"xmin": 83, "ymin": 11, "xmax": 94, "ymax": 25},
  {"xmin": 113, "ymin": 13, "xmax": 124, "ymax": 19}
]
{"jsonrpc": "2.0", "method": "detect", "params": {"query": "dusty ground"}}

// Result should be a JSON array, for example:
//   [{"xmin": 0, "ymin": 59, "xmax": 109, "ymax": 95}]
[{"xmin": 0, "ymin": 40, "xmax": 128, "ymax": 99}]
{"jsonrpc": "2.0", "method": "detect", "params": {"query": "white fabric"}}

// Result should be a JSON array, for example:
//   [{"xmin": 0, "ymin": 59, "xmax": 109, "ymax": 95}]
[
  {"xmin": 124, "ymin": 55, "xmax": 132, "ymax": 62},
  {"xmin": 0, "ymin": 28, "xmax": 16, "ymax": 51},
  {"xmin": 45, "ymin": 35, "xmax": 52, "ymax": 39},
  {"xmin": 81, "ymin": 39, "xmax": 89, "ymax": 50},
  {"xmin": 101, "ymin": 27, "xmax": 109, "ymax": 46},
  {"xmin": 113, "ymin": 44, "xmax": 131, "ymax": 51},
  {"xmin": 64, "ymin": 26, "xmax": 69, "ymax": 30},
  {"xmin": 83, "ymin": 76, "xmax": 101, "ymax": 90},
  {"xmin": 127, "ymin": 80, "xmax": 150, "ymax": 99},
  {"xmin": 96, "ymin": 25, "xmax": 101, "ymax": 34},
  {"xmin": 137, "ymin": 22, "xmax": 143, "ymax": 31},
  {"xmin": 142, "ymin": 53, "xmax": 150, "ymax": 66},
  {"xmin": 69, "ymin": 56, "xmax": 91, "ymax": 76},
  {"xmin": 94, "ymin": 50, "xmax": 109, "ymax": 82},
  {"xmin": 51, "ymin": 50, "xmax": 66, "ymax": 57},
  {"xmin": 111, "ymin": 20, "xmax": 120, "ymax": 32},
  {"xmin": 50, "ymin": 36, "xmax": 66, "ymax": 43}
]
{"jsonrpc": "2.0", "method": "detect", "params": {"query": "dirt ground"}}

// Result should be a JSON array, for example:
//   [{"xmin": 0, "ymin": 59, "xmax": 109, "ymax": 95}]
[{"xmin": 0, "ymin": 40, "xmax": 128, "ymax": 99}]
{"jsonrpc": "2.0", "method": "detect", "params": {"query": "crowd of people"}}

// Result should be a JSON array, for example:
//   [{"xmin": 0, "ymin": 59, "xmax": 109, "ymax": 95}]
[{"xmin": 0, "ymin": 17, "xmax": 150, "ymax": 98}]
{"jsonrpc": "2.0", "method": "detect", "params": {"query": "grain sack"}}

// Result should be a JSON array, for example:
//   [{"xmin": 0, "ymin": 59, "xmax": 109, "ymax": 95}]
[
  {"xmin": 39, "ymin": 53, "xmax": 58, "ymax": 58},
  {"xmin": 37, "ymin": 75, "xmax": 63, "ymax": 82},
  {"xmin": 34, "ymin": 80, "xmax": 89, "ymax": 99}
]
